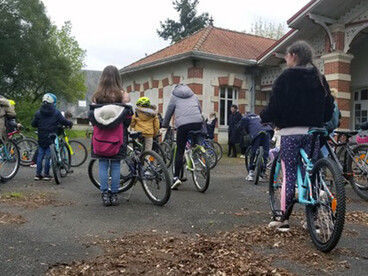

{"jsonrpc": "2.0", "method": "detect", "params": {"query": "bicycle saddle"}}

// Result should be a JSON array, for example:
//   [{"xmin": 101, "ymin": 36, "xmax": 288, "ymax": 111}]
[
  {"xmin": 334, "ymin": 130, "xmax": 358, "ymax": 137},
  {"xmin": 129, "ymin": 131, "xmax": 142, "ymax": 139}
]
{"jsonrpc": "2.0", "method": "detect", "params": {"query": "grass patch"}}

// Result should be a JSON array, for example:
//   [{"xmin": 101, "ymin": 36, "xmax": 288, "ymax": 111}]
[
  {"xmin": 64, "ymin": 130, "xmax": 86, "ymax": 139},
  {"xmin": 2, "ymin": 192, "xmax": 24, "ymax": 199}
]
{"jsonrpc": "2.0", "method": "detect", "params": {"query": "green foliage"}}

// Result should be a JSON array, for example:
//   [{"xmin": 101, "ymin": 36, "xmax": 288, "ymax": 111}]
[
  {"xmin": 157, "ymin": 0, "xmax": 210, "ymax": 43},
  {"xmin": 0, "ymin": 0, "xmax": 87, "ymax": 103},
  {"xmin": 13, "ymin": 95, "xmax": 40, "ymax": 130},
  {"xmin": 249, "ymin": 18, "xmax": 286, "ymax": 40}
]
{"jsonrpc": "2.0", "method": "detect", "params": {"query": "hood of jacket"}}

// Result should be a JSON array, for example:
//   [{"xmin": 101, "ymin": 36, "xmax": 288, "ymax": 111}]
[
  {"xmin": 135, "ymin": 107, "xmax": 156, "ymax": 121},
  {"xmin": 94, "ymin": 104, "xmax": 125, "ymax": 126},
  {"xmin": 172, "ymin": 84, "xmax": 194, "ymax": 98},
  {"xmin": 0, "ymin": 97, "xmax": 11, "ymax": 107},
  {"xmin": 40, "ymin": 103, "xmax": 56, "ymax": 116}
]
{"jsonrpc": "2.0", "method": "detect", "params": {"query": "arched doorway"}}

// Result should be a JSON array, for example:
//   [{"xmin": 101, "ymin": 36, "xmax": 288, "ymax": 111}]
[{"xmin": 349, "ymin": 27, "xmax": 368, "ymax": 129}]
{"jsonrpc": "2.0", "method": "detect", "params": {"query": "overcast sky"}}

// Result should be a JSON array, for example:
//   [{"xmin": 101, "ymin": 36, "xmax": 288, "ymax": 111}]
[{"xmin": 41, "ymin": 0, "xmax": 310, "ymax": 71}]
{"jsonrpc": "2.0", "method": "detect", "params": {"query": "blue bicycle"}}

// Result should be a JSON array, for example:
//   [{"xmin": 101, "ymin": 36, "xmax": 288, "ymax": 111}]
[{"xmin": 269, "ymin": 128, "xmax": 346, "ymax": 252}]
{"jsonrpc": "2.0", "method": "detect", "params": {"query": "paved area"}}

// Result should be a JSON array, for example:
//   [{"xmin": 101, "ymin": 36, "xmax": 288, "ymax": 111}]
[{"xmin": 0, "ymin": 143, "xmax": 367, "ymax": 275}]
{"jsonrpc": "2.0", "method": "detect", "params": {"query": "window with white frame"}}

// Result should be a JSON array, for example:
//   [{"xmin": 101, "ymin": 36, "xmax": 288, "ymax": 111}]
[
  {"xmin": 354, "ymin": 88, "xmax": 368, "ymax": 129},
  {"xmin": 219, "ymin": 86, "xmax": 238, "ymax": 126}
]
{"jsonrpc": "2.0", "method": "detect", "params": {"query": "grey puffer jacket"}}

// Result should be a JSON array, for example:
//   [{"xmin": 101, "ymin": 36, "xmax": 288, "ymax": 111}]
[{"xmin": 163, "ymin": 84, "xmax": 202, "ymax": 128}]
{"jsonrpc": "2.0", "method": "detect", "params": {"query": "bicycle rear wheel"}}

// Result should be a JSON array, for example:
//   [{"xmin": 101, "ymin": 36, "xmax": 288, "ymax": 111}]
[
  {"xmin": 306, "ymin": 158, "xmax": 345, "ymax": 252},
  {"xmin": 347, "ymin": 144, "xmax": 368, "ymax": 201},
  {"xmin": 269, "ymin": 157, "xmax": 284, "ymax": 221},
  {"xmin": 159, "ymin": 141, "xmax": 172, "ymax": 167},
  {"xmin": 205, "ymin": 139, "xmax": 223, "ymax": 161},
  {"xmin": 0, "ymin": 139, "xmax": 20, "ymax": 180},
  {"xmin": 140, "ymin": 150, "xmax": 171, "ymax": 206},
  {"xmin": 254, "ymin": 147, "xmax": 264, "ymax": 185},
  {"xmin": 191, "ymin": 147, "xmax": 210, "ymax": 192},
  {"xmin": 152, "ymin": 141, "xmax": 169, "ymax": 167},
  {"xmin": 60, "ymin": 143, "xmax": 71, "ymax": 177},
  {"xmin": 69, "ymin": 140, "xmax": 88, "ymax": 167},
  {"xmin": 16, "ymin": 137, "xmax": 38, "ymax": 166},
  {"xmin": 88, "ymin": 158, "xmax": 135, "ymax": 193},
  {"xmin": 50, "ymin": 144, "xmax": 61, "ymax": 184},
  {"xmin": 205, "ymin": 147, "xmax": 218, "ymax": 169}
]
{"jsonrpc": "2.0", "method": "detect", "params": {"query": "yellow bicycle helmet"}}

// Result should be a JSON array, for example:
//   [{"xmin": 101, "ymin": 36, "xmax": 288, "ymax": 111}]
[
  {"xmin": 9, "ymin": 99, "xmax": 15, "ymax": 106},
  {"xmin": 136, "ymin": 96, "xmax": 150, "ymax": 107}
]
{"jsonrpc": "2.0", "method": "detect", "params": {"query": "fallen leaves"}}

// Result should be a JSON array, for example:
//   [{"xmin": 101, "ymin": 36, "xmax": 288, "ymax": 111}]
[{"xmin": 0, "ymin": 211, "xmax": 26, "ymax": 224}]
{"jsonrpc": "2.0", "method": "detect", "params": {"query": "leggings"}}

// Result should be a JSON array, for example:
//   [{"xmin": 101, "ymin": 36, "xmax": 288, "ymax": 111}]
[
  {"xmin": 174, "ymin": 122, "xmax": 202, "ymax": 178},
  {"xmin": 280, "ymin": 134, "xmax": 318, "ymax": 220}
]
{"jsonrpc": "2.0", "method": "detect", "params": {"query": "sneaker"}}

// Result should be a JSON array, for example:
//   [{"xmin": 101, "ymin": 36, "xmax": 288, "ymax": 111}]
[
  {"xmin": 239, "ymin": 154, "xmax": 245, "ymax": 159},
  {"xmin": 171, "ymin": 177, "xmax": 181, "ymax": 190},
  {"xmin": 245, "ymin": 170, "xmax": 254, "ymax": 181},
  {"xmin": 101, "ymin": 191, "xmax": 112, "ymax": 206},
  {"xmin": 110, "ymin": 193, "xmax": 119, "ymax": 206},
  {"xmin": 180, "ymin": 177, "xmax": 187, "ymax": 182},
  {"xmin": 30, "ymin": 162, "xmax": 37, "ymax": 168},
  {"xmin": 34, "ymin": 175, "xmax": 43, "ymax": 181},
  {"xmin": 268, "ymin": 220, "xmax": 290, "ymax": 232},
  {"xmin": 43, "ymin": 175, "xmax": 53, "ymax": 181}
]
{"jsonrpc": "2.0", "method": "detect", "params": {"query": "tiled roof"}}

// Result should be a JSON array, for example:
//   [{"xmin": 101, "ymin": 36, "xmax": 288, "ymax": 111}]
[{"xmin": 123, "ymin": 26, "xmax": 276, "ymax": 71}]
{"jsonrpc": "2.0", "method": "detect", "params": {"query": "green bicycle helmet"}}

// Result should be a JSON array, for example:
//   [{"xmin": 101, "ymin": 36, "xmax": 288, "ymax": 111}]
[{"xmin": 136, "ymin": 96, "xmax": 150, "ymax": 107}]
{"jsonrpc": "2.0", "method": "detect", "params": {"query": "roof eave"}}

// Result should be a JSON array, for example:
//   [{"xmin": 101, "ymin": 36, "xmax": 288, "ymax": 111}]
[
  {"xmin": 120, "ymin": 51, "xmax": 257, "ymax": 75},
  {"xmin": 287, "ymin": 0, "xmax": 320, "ymax": 28}
]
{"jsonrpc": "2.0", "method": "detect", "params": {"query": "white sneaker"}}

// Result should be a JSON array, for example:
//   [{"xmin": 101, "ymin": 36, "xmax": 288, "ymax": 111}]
[
  {"xmin": 245, "ymin": 170, "xmax": 254, "ymax": 181},
  {"xmin": 171, "ymin": 177, "xmax": 181, "ymax": 190},
  {"xmin": 268, "ymin": 220, "xmax": 290, "ymax": 232},
  {"xmin": 239, "ymin": 155, "xmax": 245, "ymax": 159}
]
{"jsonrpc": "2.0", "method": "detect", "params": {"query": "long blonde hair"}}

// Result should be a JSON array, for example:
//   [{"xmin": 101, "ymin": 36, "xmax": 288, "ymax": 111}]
[{"xmin": 93, "ymin": 65, "xmax": 123, "ymax": 104}]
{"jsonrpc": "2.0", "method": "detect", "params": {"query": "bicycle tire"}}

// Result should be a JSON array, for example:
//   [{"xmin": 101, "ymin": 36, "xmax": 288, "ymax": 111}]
[
  {"xmin": 191, "ymin": 147, "xmax": 210, "ymax": 193},
  {"xmin": 0, "ymin": 139, "xmax": 20, "ymax": 180},
  {"xmin": 244, "ymin": 146, "xmax": 252, "ymax": 173},
  {"xmin": 50, "ymin": 144, "xmax": 61, "ymax": 184},
  {"xmin": 306, "ymin": 158, "xmax": 345, "ymax": 252},
  {"xmin": 269, "ymin": 157, "xmax": 283, "ymax": 221},
  {"xmin": 60, "ymin": 143, "xmax": 71, "ymax": 177},
  {"xmin": 16, "ymin": 137, "xmax": 38, "ymax": 166},
  {"xmin": 88, "ymin": 158, "xmax": 135, "ymax": 193},
  {"xmin": 347, "ymin": 144, "xmax": 368, "ymax": 201},
  {"xmin": 205, "ymin": 147, "xmax": 218, "ymax": 169},
  {"xmin": 152, "ymin": 141, "xmax": 168, "ymax": 167},
  {"xmin": 140, "ymin": 150, "xmax": 171, "ymax": 206},
  {"xmin": 159, "ymin": 141, "xmax": 172, "ymax": 167},
  {"xmin": 254, "ymin": 147, "xmax": 264, "ymax": 185},
  {"xmin": 69, "ymin": 140, "xmax": 88, "ymax": 167},
  {"xmin": 205, "ymin": 139, "xmax": 223, "ymax": 161}
]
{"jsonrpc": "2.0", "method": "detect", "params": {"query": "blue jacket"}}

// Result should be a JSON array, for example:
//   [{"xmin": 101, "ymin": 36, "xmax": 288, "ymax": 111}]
[
  {"xmin": 32, "ymin": 104, "xmax": 73, "ymax": 148},
  {"xmin": 239, "ymin": 113, "xmax": 273, "ymax": 142}
]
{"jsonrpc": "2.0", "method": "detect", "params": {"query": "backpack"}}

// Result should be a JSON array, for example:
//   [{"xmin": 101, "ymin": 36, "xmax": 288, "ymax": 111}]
[{"xmin": 92, "ymin": 123, "xmax": 123, "ymax": 157}]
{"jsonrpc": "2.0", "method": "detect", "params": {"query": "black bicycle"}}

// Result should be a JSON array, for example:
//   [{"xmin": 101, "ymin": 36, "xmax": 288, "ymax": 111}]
[{"xmin": 88, "ymin": 132, "xmax": 171, "ymax": 206}]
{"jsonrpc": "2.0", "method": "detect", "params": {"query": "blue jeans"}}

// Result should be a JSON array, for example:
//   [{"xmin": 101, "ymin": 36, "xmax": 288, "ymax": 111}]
[
  {"xmin": 99, "ymin": 159, "xmax": 120, "ymax": 193},
  {"xmin": 36, "ymin": 146, "xmax": 51, "ymax": 176}
]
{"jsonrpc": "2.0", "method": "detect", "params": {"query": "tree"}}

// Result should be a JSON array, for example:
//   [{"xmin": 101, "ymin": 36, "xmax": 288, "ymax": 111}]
[
  {"xmin": 157, "ymin": 0, "xmax": 210, "ymax": 44},
  {"xmin": 0, "ymin": 0, "xmax": 86, "ymax": 104},
  {"xmin": 249, "ymin": 18, "xmax": 286, "ymax": 40}
]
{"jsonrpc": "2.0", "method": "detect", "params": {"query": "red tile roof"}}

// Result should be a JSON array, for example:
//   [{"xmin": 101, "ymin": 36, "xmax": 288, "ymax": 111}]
[{"xmin": 123, "ymin": 26, "xmax": 276, "ymax": 71}]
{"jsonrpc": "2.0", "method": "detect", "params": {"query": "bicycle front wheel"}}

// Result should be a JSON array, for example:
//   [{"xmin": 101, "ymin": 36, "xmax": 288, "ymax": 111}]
[
  {"xmin": 69, "ymin": 140, "xmax": 88, "ymax": 167},
  {"xmin": 140, "ymin": 150, "xmax": 171, "ymax": 206},
  {"xmin": 306, "ymin": 158, "xmax": 345, "ymax": 252},
  {"xmin": 87, "ymin": 158, "xmax": 135, "ymax": 193},
  {"xmin": 254, "ymin": 147, "xmax": 264, "ymax": 185},
  {"xmin": 347, "ymin": 144, "xmax": 368, "ymax": 201},
  {"xmin": 152, "ymin": 141, "xmax": 169, "ymax": 168},
  {"xmin": 206, "ymin": 139, "xmax": 223, "ymax": 161},
  {"xmin": 269, "ymin": 157, "xmax": 283, "ymax": 221},
  {"xmin": 0, "ymin": 139, "xmax": 20, "ymax": 180},
  {"xmin": 159, "ymin": 141, "xmax": 172, "ymax": 167},
  {"xmin": 60, "ymin": 143, "xmax": 71, "ymax": 177},
  {"xmin": 205, "ymin": 147, "xmax": 218, "ymax": 169},
  {"xmin": 50, "ymin": 144, "xmax": 61, "ymax": 184},
  {"xmin": 16, "ymin": 137, "xmax": 38, "ymax": 166},
  {"xmin": 191, "ymin": 147, "xmax": 210, "ymax": 192}
]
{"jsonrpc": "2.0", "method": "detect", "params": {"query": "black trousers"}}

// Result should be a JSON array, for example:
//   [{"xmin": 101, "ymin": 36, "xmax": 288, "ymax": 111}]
[
  {"xmin": 228, "ymin": 131, "xmax": 237, "ymax": 157},
  {"xmin": 174, "ymin": 122, "xmax": 202, "ymax": 178}
]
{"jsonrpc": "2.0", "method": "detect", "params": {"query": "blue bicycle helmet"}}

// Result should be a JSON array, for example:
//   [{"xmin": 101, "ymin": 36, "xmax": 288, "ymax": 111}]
[{"xmin": 42, "ymin": 93, "xmax": 57, "ymax": 106}]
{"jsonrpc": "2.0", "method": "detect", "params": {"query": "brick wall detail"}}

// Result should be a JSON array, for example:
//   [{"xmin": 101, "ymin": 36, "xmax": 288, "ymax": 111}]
[{"xmin": 188, "ymin": 67, "xmax": 203, "ymax": 79}]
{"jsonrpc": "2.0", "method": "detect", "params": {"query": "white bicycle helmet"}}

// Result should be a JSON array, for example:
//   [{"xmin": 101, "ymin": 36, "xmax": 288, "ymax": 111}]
[{"xmin": 42, "ymin": 93, "xmax": 57, "ymax": 106}]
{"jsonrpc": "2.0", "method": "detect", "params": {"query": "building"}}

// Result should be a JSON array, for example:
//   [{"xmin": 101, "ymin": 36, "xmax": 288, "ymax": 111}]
[{"xmin": 120, "ymin": 0, "xmax": 368, "ymax": 143}]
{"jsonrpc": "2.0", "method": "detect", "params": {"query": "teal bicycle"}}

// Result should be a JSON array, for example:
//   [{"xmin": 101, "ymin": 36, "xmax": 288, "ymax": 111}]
[{"xmin": 269, "ymin": 128, "xmax": 346, "ymax": 252}]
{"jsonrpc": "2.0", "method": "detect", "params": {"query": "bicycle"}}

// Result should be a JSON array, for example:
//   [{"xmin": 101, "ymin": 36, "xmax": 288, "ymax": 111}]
[
  {"xmin": 171, "ymin": 130, "xmax": 210, "ymax": 192},
  {"xmin": 0, "ymin": 138, "xmax": 20, "ymax": 181},
  {"xmin": 88, "ymin": 132, "xmax": 171, "ymax": 206},
  {"xmin": 205, "ymin": 138, "xmax": 223, "ymax": 161},
  {"xmin": 8, "ymin": 129, "xmax": 38, "ymax": 166},
  {"xmin": 49, "ymin": 133, "xmax": 72, "ymax": 184},
  {"xmin": 245, "ymin": 132, "xmax": 269, "ymax": 185},
  {"xmin": 269, "ymin": 128, "xmax": 345, "ymax": 252},
  {"xmin": 321, "ymin": 130, "xmax": 368, "ymax": 201},
  {"xmin": 58, "ymin": 126, "xmax": 88, "ymax": 167}
]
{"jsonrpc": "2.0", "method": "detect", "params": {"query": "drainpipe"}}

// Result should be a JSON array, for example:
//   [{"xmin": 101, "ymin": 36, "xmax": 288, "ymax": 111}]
[{"xmin": 250, "ymin": 74, "xmax": 256, "ymax": 113}]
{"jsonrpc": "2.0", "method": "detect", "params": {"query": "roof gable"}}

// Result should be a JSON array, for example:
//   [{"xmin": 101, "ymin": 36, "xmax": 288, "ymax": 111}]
[{"xmin": 122, "ymin": 26, "xmax": 276, "ymax": 73}]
